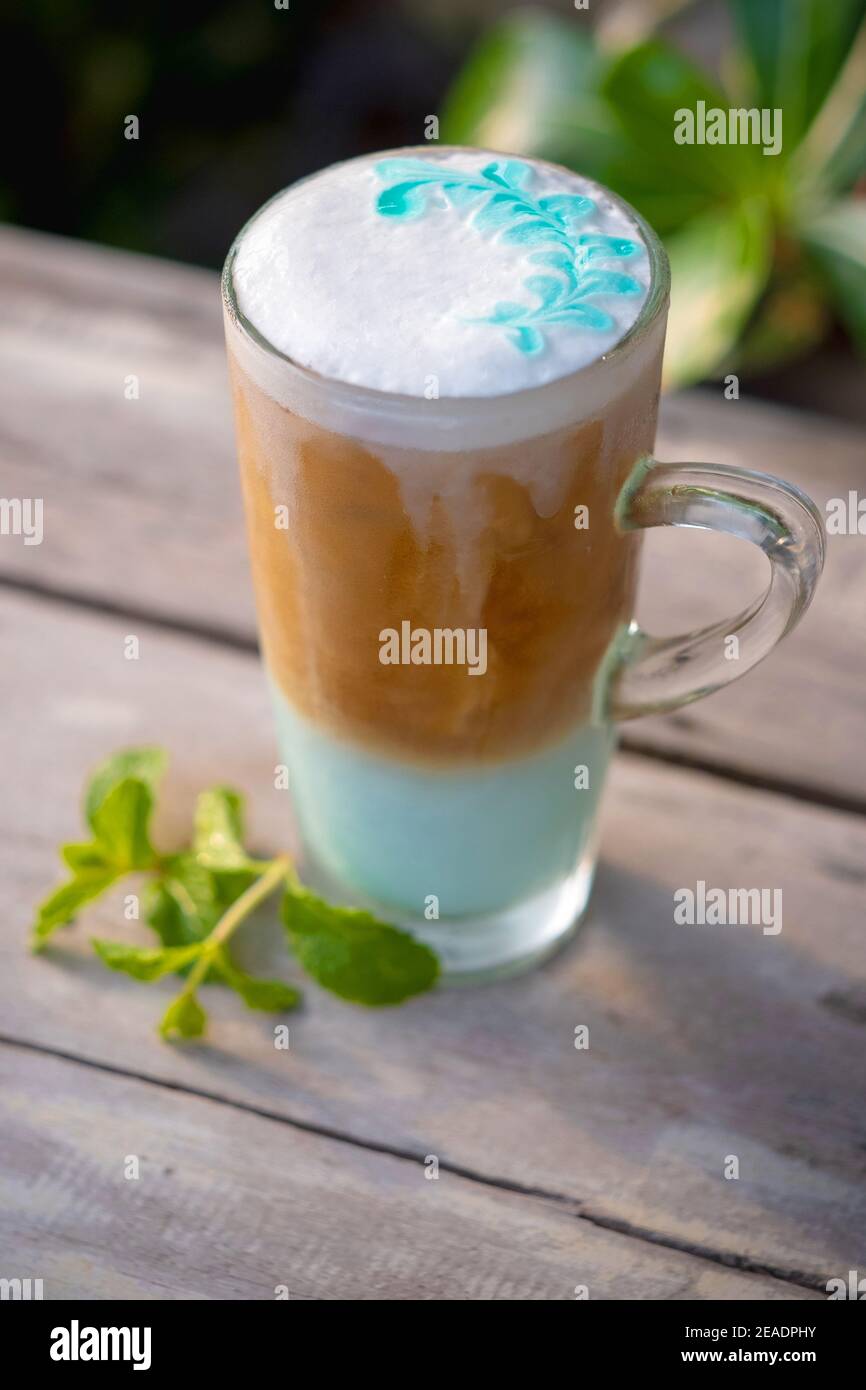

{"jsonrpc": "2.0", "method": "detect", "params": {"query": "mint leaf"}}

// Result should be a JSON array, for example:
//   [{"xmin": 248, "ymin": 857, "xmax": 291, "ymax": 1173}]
[
  {"xmin": 92, "ymin": 939, "xmax": 205, "ymax": 981},
  {"xmin": 146, "ymin": 851, "xmax": 260, "ymax": 991},
  {"xmin": 159, "ymin": 991, "xmax": 206, "ymax": 1040},
  {"xmin": 193, "ymin": 787, "xmax": 250, "ymax": 869},
  {"xmin": 62, "ymin": 842, "xmax": 113, "ymax": 871},
  {"xmin": 146, "ymin": 852, "xmax": 219, "ymax": 945},
  {"xmin": 32, "ymin": 864, "xmax": 120, "ymax": 948},
  {"xmin": 84, "ymin": 748, "xmax": 167, "ymax": 831},
  {"xmin": 146, "ymin": 852, "xmax": 265, "ymax": 997},
  {"xmin": 282, "ymin": 888, "xmax": 439, "ymax": 1006},
  {"xmin": 89, "ymin": 777, "xmax": 159, "ymax": 871},
  {"xmin": 215, "ymin": 947, "xmax": 301, "ymax": 1012},
  {"xmin": 31, "ymin": 750, "xmax": 169, "ymax": 949},
  {"xmin": 85, "ymin": 748, "xmax": 166, "ymax": 871},
  {"xmin": 211, "ymin": 865, "xmax": 261, "ymax": 911}
]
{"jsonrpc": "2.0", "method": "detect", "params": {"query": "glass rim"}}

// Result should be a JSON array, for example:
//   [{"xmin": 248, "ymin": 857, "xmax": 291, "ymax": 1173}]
[{"xmin": 221, "ymin": 144, "xmax": 671, "ymax": 415}]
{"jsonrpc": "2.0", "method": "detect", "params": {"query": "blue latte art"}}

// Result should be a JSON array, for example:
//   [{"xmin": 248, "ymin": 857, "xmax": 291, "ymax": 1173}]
[
  {"xmin": 374, "ymin": 157, "xmax": 643, "ymax": 355},
  {"xmin": 232, "ymin": 149, "xmax": 650, "ymax": 395}
]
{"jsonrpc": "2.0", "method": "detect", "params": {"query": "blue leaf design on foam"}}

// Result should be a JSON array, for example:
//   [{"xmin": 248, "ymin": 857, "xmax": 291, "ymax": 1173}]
[
  {"xmin": 473, "ymin": 192, "xmax": 524, "ymax": 232},
  {"xmin": 499, "ymin": 160, "xmax": 533, "ymax": 189},
  {"xmin": 538, "ymin": 194, "xmax": 595, "ymax": 221},
  {"xmin": 577, "ymin": 233, "xmax": 637, "ymax": 259},
  {"xmin": 375, "ymin": 182, "xmax": 428, "ymax": 218},
  {"xmin": 530, "ymin": 250, "xmax": 574, "ymax": 271},
  {"xmin": 546, "ymin": 304, "xmax": 615, "ymax": 330},
  {"xmin": 373, "ymin": 160, "xmax": 644, "ymax": 355},
  {"xmin": 502, "ymin": 219, "xmax": 564, "ymax": 247},
  {"xmin": 572, "ymin": 271, "xmax": 642, "ymax": 298},
  {"xmin": 445, "ymin": 183, "xmax": 486, "ymax": 208},
  {"xmin": 530, "ymin": 250, "xmax": 579, "ymax": 294},
  {"xmin": 481, "ymin": 160, "xmax": 533, "ymax": 190},
  {"xmin": 507, "ymin": 326, "xmax": 545, "ymax": 354},
  {"xmin": 374, "ymin": 159, "xmax": 541, "ymax": 223},
  {"xmin": 480, "ymin": 161, "xmax": 510, "ymax": 185},
  {"xmin": 487, "ymin": 302, "xmax": 529, "ymax": 323},
  {"xmin": 523, "ymin": 275, "xmax": 567, "ymax": 310}
]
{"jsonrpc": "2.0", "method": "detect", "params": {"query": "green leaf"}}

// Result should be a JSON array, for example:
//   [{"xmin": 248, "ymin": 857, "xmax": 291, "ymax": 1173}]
[
  {"xmin": 731, "ymin": 259, "xmax": 830, "ymax": 373},
  {"xmin": 147, "ymin": 850, "xmax": 261, "ymax": 942},
  {"xmin": 31, "ymin": 750, "xmax": 168, "ymax": 947},
  {"xmin": 32, "ymin": 864, "xmax": 120, "ymax": 948},
  {"xmin": 730, "ymin": 0, "xmax": 866, "ymax": 152},
  {"xmin": 282, "ymin": 888, "xmax": 439, "ymax": 1007},
  {"xmin": 146, "ymin": 878, "xmax": 197, "ymax": 948},
  {"xmin": 36, "ymin": 778, "xmax": 163, "ymax": 946},
  {"xmin": 440, "ymin": 11, "xmax": 621, "ymax": 178},
  {"xmin": 192, "ymin": 787, "xmax": 249, "ymax": 869},
  {"xmin": 602, "ymin": 40, "xmax": 763, "ymax": 231},
  {"xmin": 215, "ymin": 948, "xmax": 301, "ymax": 1012},
  {"xmin": 814, "ymin": 92, "xmax": 866, "ymax": 196},
  {"xmin": 159, "ymin": 991, "xmax": 206, "ymax": 1040},
  {"xmin": 89, "ymin": 777, "xmax": 159, "ymax": 871},
  {"xmin": 61, "ymin": 842, "xmax": 112, "ymax": 871},
  {"xmin": 798, "ymin": 198, "xmax": 866, "ymax": 351},
  {"xmin": 92, "ymin": 938, "xmax": 204, "ymax": 981},
  {"xmin": 210, "ymin": 865, "xmax": 262, "ymax": 910},
  {"xmin": 146, "ymin": 853, "xmax": 218, "ymax": 946},
  {"xmin": 146, "ymin": 853, "xmax": 261, "ymax": 997},
  {"xmin": 790, "ymin": 18, "xmax": 866, "ymax": 194},
  {"xmin": 84, "ymin": 748, "xmax": 167, "ymax": 831},
  {"xmin": 662, "ymin": 198, "xmax": 773, "ymax": 387}
]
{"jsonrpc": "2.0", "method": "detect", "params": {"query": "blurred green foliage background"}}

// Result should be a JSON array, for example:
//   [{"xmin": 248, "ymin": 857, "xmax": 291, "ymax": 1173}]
[
  {"xmin": 3, "ymin": 0, "xmax": 459, "ymax": 266},
  {"xmin": 4, "ymin": 0, "xmax": 865, "ymax": 399},
  {"xmin": 443, "ymin": 0, "xmax": 866, "ymax": 387}
]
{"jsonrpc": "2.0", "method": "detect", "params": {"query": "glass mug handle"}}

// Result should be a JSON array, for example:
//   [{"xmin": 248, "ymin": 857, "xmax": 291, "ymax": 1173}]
[{"xmin": 606, "ymin": 458, "xmax": 826, "ymax": 721}]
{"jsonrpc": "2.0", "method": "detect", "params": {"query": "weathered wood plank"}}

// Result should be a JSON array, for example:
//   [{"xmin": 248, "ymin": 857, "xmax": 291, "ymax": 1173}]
[
  {"xmin": 1, "ymin": 1045, "xmax": 814, "ymax": 1301},
  {"xmin": 0, "ymin": 226, "xmax": 864, "ymax": 800},
  {"xmin": 0, "ymin": 227, "xmax": 249, "ymax": 640},
  {"xmin": 2, "ymin": 588, "xmax": 863, "ymax": 1283}
]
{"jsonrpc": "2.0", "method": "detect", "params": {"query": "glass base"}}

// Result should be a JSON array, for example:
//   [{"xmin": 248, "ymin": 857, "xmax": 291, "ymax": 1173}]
[
  {"xmin": 415, "ymin": 850, "xmax": 596, "ymax": 983},
  {"xmin": 301, "ymin": 846, "xmax": 597, "ymax": 985}
]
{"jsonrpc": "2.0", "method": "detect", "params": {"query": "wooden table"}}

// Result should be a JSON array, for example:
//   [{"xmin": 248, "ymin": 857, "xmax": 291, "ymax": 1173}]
[{"xmin": 2, "ymin": 225, "xmax": 864, "ymax": 1301}]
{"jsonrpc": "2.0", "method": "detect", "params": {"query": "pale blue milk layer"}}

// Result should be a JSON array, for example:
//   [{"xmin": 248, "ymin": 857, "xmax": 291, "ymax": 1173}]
[{"xmin": 271, "ymin": 682, "xmax": 614, "ymax": 919}]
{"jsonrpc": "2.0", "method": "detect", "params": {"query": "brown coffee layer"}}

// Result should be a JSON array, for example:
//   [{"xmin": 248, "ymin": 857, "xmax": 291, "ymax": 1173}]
[{"xmin": 230, "ymin": 357, "xmax": 659, "ymax": 764}]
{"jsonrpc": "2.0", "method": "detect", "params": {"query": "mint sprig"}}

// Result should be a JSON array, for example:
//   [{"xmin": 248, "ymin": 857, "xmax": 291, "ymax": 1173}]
[
  {"xmin": 91, "ymin": 939, "xmax": 205, "ymax": 981},
  {"xmin": 30, "ymin": 748, "xmax": 440, "ymax": 1037}
]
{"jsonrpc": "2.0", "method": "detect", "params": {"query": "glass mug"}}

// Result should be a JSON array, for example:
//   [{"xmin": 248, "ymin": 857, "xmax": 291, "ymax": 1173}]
[{"xmin": 222, "ymin": 151, "xmax": 824, "ymax": 981}]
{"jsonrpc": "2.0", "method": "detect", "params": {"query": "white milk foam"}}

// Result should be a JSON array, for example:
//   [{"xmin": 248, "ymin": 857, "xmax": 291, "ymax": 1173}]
[{"xmin": 231, "ymin": 149, "xmax": 652, "ymax": 400}]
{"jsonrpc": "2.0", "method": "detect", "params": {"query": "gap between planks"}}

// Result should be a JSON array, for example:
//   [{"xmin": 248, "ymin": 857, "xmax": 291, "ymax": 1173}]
[{"xmin": 0, "ymin": 1032, "xmax": 826, "ymax": 1297}]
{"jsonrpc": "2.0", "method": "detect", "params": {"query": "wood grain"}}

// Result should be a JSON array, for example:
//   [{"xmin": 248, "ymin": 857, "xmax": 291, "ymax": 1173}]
[
  {"xmin": 1, "ymin": 1045, "xmax": 814, "ymax": 1301},
  {"xmin": 2, "ymin": 588, "xmax": 864, "ymax": 1286},
  {"xmin": 1, "ymin": 226, "xmax": 864, "ymax": 801}
]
